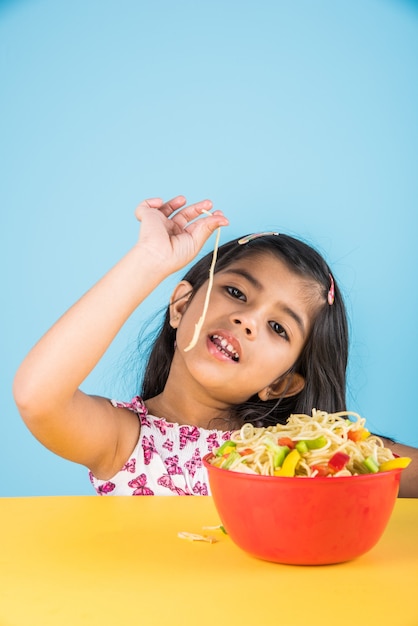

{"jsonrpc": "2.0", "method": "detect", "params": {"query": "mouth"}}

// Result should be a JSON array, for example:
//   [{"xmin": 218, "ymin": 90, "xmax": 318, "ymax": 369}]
[{"xmin": 209, "ymin": 334, "xmax": 240, "ymax": 362}]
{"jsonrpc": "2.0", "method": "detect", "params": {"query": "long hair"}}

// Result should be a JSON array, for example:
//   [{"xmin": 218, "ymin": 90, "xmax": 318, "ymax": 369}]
[{"xmin": 140, "ymin": 233, "xmax": 349, "ymax": 428}]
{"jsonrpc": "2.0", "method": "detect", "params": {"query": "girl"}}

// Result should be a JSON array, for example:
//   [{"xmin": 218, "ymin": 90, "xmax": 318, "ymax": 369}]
[{"xmin": 13, "ymin": 196, "xmax": 418, "ymax": 497}]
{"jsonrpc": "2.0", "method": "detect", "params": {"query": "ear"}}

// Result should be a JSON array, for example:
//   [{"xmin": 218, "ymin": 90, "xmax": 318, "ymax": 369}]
[
  {"xmin": 258, "ymin": 372, "xmax": 305, "ymax": 401},
  {"xmin": 169, "ymin": 281, "xmax": 193, "ymax": 328}
]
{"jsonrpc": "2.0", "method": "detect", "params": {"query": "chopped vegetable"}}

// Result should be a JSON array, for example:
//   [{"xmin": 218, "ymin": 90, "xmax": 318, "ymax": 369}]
[
  {"xmin": 311, "ymin": 453, "xmax": 350, "ymax": 476},
  {"xmin": 311, "ymin": 463, "xmax": 332, "ymax": 477},
  {"xmin": 379, "ymin": 457, "xmax": 412, "ymax": 472},
  {"xmin": 328, "ymin": 451, "xmax": 350, "ymax": 473},
  {"xmin": 363, "ymin": 456, "xmax": 379, "ymax": 473},
  {"xmin": 278, "ymin": 437, "xmax": 295, "ymax": 449},
  {"xmin": 220, "ymin": 450, "xmax": 241, "ymax": 469},
  {"xmin": 301, "ymin": 435, "xmax": 327, "ymax": 450},
  {"xmin": 348, "ymin": 427, "xmax": 370, "ymax": 442},
  {"xmin": 274, "ymin": 449, "xmax": 301, "ymax": 477},
  {"xmin": 215, "ymin": 440, "xmax": 236, "ymax": 456},
  {"xmin": 239, "ymin": 448, "xmax": 255, "ymax": 456},
  {"xmin": 295, "ymin": 440, "xmax": 309, "ymax": 455},
  {"xmin": 292, "ymin": 436, "xmax": 327, "ymax": 455},
  {"xmin": 262, "ymin": 437, "xmax": 290, "ymax": 468}
]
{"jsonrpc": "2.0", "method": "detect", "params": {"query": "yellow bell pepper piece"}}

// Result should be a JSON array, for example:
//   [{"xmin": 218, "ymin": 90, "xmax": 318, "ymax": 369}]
[
  {"xmin": 215, "ymin": 440, "xmax": 236, "ymax": 457},
  {"xmin": 379, "ymin": 457, "xmax": 412, "ymax": 472},
  {"xmin": 274, "ymin": 449, "xmax": 301, "ymax": 477}
]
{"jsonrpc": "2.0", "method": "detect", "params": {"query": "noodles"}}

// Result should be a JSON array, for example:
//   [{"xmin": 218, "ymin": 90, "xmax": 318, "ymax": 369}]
[
  {"xmin": 178, "ymin": 531, "xmax": 218, "ymax": 544},
  {"xmin": 184, "ymin": 219, "xmax": 221, "ymax": 352},
  {"xmin": 208, "ymin": 410, "xmax": 411, "ymax": 477}
]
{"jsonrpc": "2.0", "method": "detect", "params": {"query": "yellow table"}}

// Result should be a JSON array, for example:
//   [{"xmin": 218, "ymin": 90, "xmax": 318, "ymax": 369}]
[{"xmin": 1, "ymin": 496, "xmax": 417, "ymax": 626}]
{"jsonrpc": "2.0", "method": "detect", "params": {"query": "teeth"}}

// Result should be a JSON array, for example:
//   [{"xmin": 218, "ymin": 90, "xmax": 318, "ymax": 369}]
[
  {"xmin": 211, "ymin": 334, "xmax": 239, "ymax": 360},
  {"xmin": 220, "ymin": 338, "xmax": 234, "ymax": 352}
]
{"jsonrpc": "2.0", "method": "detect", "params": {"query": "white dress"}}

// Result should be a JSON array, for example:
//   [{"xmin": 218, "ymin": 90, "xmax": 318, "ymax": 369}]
[{"xmin": 89, "ymin": 396, "xmax": 231, "ymax": 496}]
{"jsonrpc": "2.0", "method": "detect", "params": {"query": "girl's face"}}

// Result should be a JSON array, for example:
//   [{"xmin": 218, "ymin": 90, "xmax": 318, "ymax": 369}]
[{"xmin": 172, "ymin": 252, "xmax": 323, "ymax": 406}]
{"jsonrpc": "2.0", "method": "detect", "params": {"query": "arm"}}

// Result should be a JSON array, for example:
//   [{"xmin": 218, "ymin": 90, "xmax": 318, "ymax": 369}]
[
  {"xmin": 380, "ymin": 437, "xmax": 418, "ymax": 498},
  {"xmin": 13, "ymin": 196, "xmax": 229, "ymax": 478}
]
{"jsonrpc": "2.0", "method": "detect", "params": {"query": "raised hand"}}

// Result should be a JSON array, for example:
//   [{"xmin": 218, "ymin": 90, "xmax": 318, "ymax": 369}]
[{"xmin": 134, "ymin": 196, "xmax": 229, "ymax": 272}]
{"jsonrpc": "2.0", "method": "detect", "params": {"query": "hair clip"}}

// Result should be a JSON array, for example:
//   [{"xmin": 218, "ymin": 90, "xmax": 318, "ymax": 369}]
[
  {"xmin": 328, "ymin": 273, "xmax": 335, "ymax": 305},
  {"xmin": 238, "ymin": 232, "xmax": 279, "ymax": 245}
]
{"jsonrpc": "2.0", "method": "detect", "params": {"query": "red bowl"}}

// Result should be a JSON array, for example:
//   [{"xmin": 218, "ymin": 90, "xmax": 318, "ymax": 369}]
[{"xmin": 203, "ymin": 453, "xmax": 403, "ymax": 565}]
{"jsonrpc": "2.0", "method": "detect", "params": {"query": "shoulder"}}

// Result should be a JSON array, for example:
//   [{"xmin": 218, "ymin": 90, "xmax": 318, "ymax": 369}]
[
  {"xmin": 89, "ymin": 396, "xmax": 143, "ymax": 479},
  {"xmin": 110, "ymin": 396, "xmax": 148, "ymax": 415}
]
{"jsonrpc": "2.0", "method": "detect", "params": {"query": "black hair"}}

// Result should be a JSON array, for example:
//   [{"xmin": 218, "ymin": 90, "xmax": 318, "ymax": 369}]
[{"xmin": 140, "ymin": 233, "xmax": 349, "ymax": 428}]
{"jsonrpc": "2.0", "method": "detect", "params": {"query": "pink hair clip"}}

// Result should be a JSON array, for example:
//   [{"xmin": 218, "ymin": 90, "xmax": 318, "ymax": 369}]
[
  {"xmin": 238, "ymin": 232, "xmax": 279, "ymax": 244},
  {"xmin": 328, "ymin": 274, "xmax": 335, "ymax": 305}
]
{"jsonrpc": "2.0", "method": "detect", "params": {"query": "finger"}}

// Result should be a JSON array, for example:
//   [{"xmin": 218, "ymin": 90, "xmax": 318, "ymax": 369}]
[
  {"xmin": 135, "ymin": 196, "xmax": 188, "ymax": 220},
  {"xmin": 185, "ymin": 210, "xmax": 229, "ymax": 245},
  {"xmin": 134, "ymin": 197, "xmax": 164, "ymax": 221},
  {"xmin": 158, "ymin": 195, "xmax": 188, "ymax": 217},
  {"xmin": 170, "ymin": 199, "xmax": 214, "ymax": 227}
]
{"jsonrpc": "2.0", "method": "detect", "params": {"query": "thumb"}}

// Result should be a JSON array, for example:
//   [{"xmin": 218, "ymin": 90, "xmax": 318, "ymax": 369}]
[
  {"xmin": 187, "ymin": 210, "xmax": 229, "ymax": 244},
  {"xmin": 134, "ymin": 197, "xmax": 164, "ymax": 221}
]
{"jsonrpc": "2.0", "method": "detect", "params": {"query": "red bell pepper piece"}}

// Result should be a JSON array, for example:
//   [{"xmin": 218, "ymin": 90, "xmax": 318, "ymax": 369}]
[
  {"xmin": 239, "ymin": 448, "xmax": 255, "ymax": 456},
  {"xmin": 328, "ymin": 451, "xmax": 350, "ymax": 472},
  {"xmin": 312, "ymin": 452, "xmax": 350, "ymax": 476},
  {"xmin": 311, "ymin": 463, "xmax": 332, "ymax": 477},
  {"xmin": 278, "ymin": 437, "xmax": 295, "ymax": 449}
]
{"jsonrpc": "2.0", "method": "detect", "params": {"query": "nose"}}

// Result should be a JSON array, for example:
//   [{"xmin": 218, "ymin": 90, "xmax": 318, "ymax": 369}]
[{"xmin": 232, "ymin": 314, "xmax": 257, "ymax": 337}]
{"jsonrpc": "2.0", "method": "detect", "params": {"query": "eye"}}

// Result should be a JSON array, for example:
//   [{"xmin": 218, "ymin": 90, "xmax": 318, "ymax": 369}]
[
  {"xmin": 225, "ymin": 286, "xmax": 246, "ymax": 301},
  {"xmin": 269, "ymin": 321, "xmax": 289, "ymax": 340}
]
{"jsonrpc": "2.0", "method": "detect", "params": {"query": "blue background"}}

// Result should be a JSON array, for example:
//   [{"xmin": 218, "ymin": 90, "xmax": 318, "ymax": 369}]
[{"xmin": 2, "ymin": 0, "xmax": 417, "ymax": 496}]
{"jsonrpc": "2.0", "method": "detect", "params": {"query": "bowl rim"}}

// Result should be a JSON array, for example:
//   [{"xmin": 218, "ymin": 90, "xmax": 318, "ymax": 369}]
[{"xmin": 202, "ymin": 452, "xmax": 404, "ymax": 483}]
